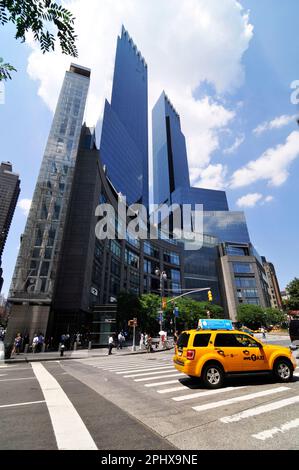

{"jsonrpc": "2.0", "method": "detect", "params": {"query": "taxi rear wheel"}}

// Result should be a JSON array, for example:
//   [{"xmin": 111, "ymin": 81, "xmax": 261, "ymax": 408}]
[
  {"xmin": 273, "ymin": 358, "xmax": 293, "ymax": 382},
  {"xmin": 202, "ymin": 363, "xmax": 224, "ymax": 389}
]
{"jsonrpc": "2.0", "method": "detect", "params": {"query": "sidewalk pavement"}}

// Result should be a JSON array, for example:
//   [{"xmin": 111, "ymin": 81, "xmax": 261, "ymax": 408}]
[{"xmin": 1, "ymin": 342, "xmax": 174, "ymax": 364}]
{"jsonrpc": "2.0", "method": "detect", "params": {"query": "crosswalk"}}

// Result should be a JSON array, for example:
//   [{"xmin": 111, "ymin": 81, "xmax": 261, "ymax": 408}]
[{"xmin": 85, "ymin": 353, "xmax": 299, "ymax": 444}]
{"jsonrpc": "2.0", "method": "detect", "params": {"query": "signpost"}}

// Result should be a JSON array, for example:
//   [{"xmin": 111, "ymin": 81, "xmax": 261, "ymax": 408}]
[{"xmin": 128, "ymin": 317, "xmax": 138, "ymax": 351}]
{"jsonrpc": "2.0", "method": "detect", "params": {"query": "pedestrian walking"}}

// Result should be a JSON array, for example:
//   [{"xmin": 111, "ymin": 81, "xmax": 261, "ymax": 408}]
[
  {"xmin": 145, "ymin": 333, "xmax": 153, "ymax": 353},
  {"xmin": 32, "ymin": 333, "xmax": 39, "ymax": 353},
  {"xmin": 108, "ymin": 335, "xmax": 114, "ymax": 355},
  {"xmin": 37, "ymin": 333, "xmax": 45, "ymax": 352},
  {"xmin": 261, "ymin": 327, "xmax": 266, "ymax": 339},
  {"xmin": 11, "ymin": 333, "xmax": 22, "ymax": 356},
  {"xmin": 117, "ymin": 331, "xmax": 125, "ymax": 350},
  {"xmin": 139, "ymin": 333, "xmax": 144, "ymax": 350}
]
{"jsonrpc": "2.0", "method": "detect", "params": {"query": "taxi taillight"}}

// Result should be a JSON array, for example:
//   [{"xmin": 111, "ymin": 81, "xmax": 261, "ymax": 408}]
[{"xmin": 187, "ymin": 349, "xmax": 195, "ymax": 360}]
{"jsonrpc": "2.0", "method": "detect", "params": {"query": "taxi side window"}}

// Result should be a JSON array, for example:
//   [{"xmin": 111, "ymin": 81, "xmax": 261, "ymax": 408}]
[
  {"xmin": 214, "ymin": 333, "xmax": 241, "ymax": 347},
  {"xmin": 193, "ymin": 334, "xmax": 211, "ymax": 347},
  {"xmin": 177, "ymin": 333, "xmax": 190, "ymax": 348},
  {"xmin": 235, "ymin": 334, "xmax": 260, "ymax": 347}
]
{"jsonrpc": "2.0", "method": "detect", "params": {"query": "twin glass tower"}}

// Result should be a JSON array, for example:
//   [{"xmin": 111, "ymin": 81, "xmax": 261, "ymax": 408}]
[{"xmin": 7, "ymin": 26, "xmax": 253, "ymax": 338}]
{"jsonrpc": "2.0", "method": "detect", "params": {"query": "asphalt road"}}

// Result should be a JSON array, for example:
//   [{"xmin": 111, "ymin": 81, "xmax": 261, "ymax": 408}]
[{"xmin": 0, "ymin": 334, "xmax": 298, "ymax": 450}]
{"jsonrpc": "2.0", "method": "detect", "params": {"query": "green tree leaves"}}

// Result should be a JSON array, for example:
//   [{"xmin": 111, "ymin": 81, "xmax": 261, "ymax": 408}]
[
  {"xmin": 0, "ymin": 0, "xmax": 78, "ymax": 81},
  {"xmin": 286, "ymin": 277, "xmax": 299, "ymax": 310},
  {"xmin": 237, "ymin": 304, "xmax": 285, "ymax": 328},
  {"xmin": 0, "ymin": 57, "xmax": 16, "ymax": 80}
]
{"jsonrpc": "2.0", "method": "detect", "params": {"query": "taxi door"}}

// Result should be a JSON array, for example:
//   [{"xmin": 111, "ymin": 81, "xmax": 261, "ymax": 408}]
[
  {"xmin": 213, "ymin": 333, "xmax": 244, "ymax": 372},
  {"xmin": 235, "ymin": 333, "xmax": 269, "ymax": 371}
]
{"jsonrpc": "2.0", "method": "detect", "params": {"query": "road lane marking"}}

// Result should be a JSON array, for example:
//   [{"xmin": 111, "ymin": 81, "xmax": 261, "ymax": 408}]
[
  {"xmin": 192, "ymin": 387, "xmax": 289, "ymax": 413},
  {"xmin": 0, "ymin": 374, "xmax": 7, "ymax": 376},
  {"xmin": 0, "ymin": 377, "xmax": 35, "ymax": 382},
  {"xmin": 135, "ymin": 373, "xmax": 183, "ymax": 382},
  {"xmin": 31, "ymin": 362, "xmax": 97, "ymax": 450},
  {"xmin": 0, "ymin": 401, "xmax": 45, "ymax": 408},
  {"xmin": 252, "ymin": 418, "xmax": 299, "ymax": 441},
  {"xmin": 172, "ymin": 386, "xmax": 246, "ymax": 401},
  {"xmin": 221, "ymin": 394, "xmax": 299, "ymax": 423},
  {"xmin": 145, "ymin": 379, "xmax": 184, "ymax": 387},
  {"xmin": 124, "ymin": 367, "xmax": 175, "ymax": 378}
]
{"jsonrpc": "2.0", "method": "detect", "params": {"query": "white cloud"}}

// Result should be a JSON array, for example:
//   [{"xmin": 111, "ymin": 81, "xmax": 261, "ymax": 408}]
[
  {"xmin": 26, "ymin": 0, "xmax": 253, "ymax": 176},
  {"xmin": 236, "ymin": 193, "xmax": 262, "ymax": 207},
  {"xmin": 17, "ymin": 199, "xmax": 32, "ymax": 216},
  {"xmin": 191, "ymin": 163, "xmax": 228, "ymax": 190},
  {"xmin": 223, "ymin": 133, "xmax": 245, "ymax": 154},
  {"xmin": 236, "ymin": 193, "xmax": 274, "ymax": 208},
  {"xmin": 230, "ymin": 130, "xmax": 299, "ymax": 188},
  {"xmin": 253, "ymin": 114, "xmax": 297, "ymax": 136}
]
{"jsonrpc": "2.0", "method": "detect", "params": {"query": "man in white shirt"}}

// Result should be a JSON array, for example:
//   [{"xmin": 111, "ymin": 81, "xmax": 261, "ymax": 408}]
[{"xmin": 108, "ymin": 335, "xmax": 114, "ymax": 355}]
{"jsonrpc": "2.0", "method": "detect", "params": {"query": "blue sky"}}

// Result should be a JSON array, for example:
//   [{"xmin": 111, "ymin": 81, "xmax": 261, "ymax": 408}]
[{"xmin": 0, "ymin": 0, "xmax": 298, "ymax": 297}]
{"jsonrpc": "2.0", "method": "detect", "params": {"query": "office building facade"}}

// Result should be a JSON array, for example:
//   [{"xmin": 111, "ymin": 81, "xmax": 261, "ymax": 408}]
[
  {"xmin": 7, "ymin": 64, "xmax": 90, "ymax": 341},
  {"xmin": 0, "ymin": 162, "xmax": 20, "ymax": 292},
  {"xmin": 262, "ymin": 256, "xmax": 283, "ymax": 310}
]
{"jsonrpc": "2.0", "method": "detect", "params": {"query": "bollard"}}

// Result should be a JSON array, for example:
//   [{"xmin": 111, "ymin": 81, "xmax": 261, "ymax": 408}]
[
  {"xmin": 24, "ymin": 344, "xmax": 29, "ymax": 354},
  {"xmin": 73, "ymin": 341, "xmax": 77, "ymax": 351},
  {"xmin": 88, "ymin": 341, "xmax": 92, "ymax": 350},
  {"xmin": 42, "ymin": 343, "xmax": 46, "ymax": 353},
  {"xmin": 60, "ymin": 344, "xmax": 65, "ymax": 357}
]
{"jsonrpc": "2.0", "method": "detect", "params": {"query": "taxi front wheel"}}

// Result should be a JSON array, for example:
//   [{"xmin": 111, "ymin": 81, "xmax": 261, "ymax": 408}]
[
  {"xmin": 273, "ymin": 359, "xmax": 293, "ymax": 382},
  {"xmin": 202, "ymin": 363, "xmax": 225, "ymax": 389}
]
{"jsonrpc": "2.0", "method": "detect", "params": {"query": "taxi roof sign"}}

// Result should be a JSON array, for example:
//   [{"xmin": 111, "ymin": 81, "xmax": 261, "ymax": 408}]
[{"xmin": 197, "ymin": 319, "xmax": 233, "ymax": 330}]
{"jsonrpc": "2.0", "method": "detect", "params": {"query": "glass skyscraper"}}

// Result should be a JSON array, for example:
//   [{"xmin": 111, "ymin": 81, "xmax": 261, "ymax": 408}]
[
  {"xmin": 152, "ymin": 91, "xmax": 228, "ymax": 211},
  {"xmin": 100, "ymin": 26, "xmax": 149, "ymax": 207},
  {"xmin": 0, "ymin": 162, "xmax": 20, "ymax": 292},
  {"xmin": 152, "ymin": 92, "xmax": 190, "ymax": 205},
  {"xmin": 7, "ymin": 64, "xmax": 90, "ymax": 339}
]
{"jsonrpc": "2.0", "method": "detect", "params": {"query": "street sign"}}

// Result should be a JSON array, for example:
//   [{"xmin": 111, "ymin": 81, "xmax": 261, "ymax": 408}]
[
  {"xmin": 174, "ymin": 307, "xmax": 179, "ymax": 317},
  {"xmin": 128, "ymin": 319, "xmax": 138, "ymax": 327}
]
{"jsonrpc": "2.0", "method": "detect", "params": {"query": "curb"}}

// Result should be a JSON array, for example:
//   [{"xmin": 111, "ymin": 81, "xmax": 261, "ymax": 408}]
[{"xmin": 3, "ymin": 346, "xmax": 174, "ymax": 364}]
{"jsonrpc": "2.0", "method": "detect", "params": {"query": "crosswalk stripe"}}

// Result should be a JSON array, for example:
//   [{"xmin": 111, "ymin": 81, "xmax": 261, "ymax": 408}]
[
  {"xmin": 172, "ymin": 386, "xmax": 246, "ymax": 402},
  {"xmin": 252, "ymin": 418, "xmax": 299, "ymax": 441},
  {"xmin": 192, "ymin": 386, "xmax": 289, "ymax": 413},
  {"xmin": 124, "ymin": 367, "xmax": 175, "ymax": 378},
  {"xmin": 104, "ymin": 364, "xmax": 171, "ymax": 372},
  {"xmin": 135, "ymin": 373, "xmax": 183, "ymax": 382},
  {"xmin": 157, "ymin": 385, "xmax": 186, "ymax": 393},
  {"xmin": 220, "ymin": 393, "xmax": 299, "ymax": 423},
  {"xmin": 144, "ymin": 379, "xmax": 184, "ymax": 388},
  {"xmin": 117, "ymin": 366, "xmax": 173, "ymax": 375}
]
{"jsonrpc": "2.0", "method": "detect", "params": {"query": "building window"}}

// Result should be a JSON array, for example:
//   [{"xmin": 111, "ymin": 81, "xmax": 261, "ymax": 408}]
[
  {"xmin": 144, "ymin": 259, "xmax": 152, "ymax": 274},
  {"xmin": 163, "ymin": 249, "xmax": 180, "ymax": 265},
  {"xmin": 235, "ymin": 277, "xmax": 256, "ymax": 288},
  {"xmin": 143, "ymin": 241, "xmax": 159, "ymax": 258},
  {"xmin": 110, "ymin": 240, "xmax": 121, "ymax": 258},
  {"xmin": 233, "ymin": 262, "xmax": 253, "ymax": 274},
  {"xmin": 226, "ymin": 245, "xmax": 249, "ymax": 256},
  {"xmin": 125, "ymin": 249, "xmax": 139, "ymax": 269},
  {"xmin": 126, "ymin": 231, "xmax": 140, "ymax": 248},
  {"xmin": 110, "ymin": 258, "xmax": 121, "ymax": 277}
]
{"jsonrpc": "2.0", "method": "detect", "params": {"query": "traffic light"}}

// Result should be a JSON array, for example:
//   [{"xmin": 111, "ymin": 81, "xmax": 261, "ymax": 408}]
[
  {"xmin": 208, "ymin": 290, "xmax": 213, "ymax": 302},
  {"xmin": 162, "ymin": 297, "xmax": 167, "ymax": 309}
]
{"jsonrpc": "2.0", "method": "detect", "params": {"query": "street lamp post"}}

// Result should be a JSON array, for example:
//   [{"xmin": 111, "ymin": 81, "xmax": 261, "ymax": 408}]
[{"xmin": 155, "ymin": 268, "xmax": 167, "ymax": 331}]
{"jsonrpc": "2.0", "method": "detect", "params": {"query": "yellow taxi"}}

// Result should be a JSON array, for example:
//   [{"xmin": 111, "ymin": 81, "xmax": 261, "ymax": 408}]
[{"xmin": 173, "ymin": 326, "xmax": 297, "ymax": 389}]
